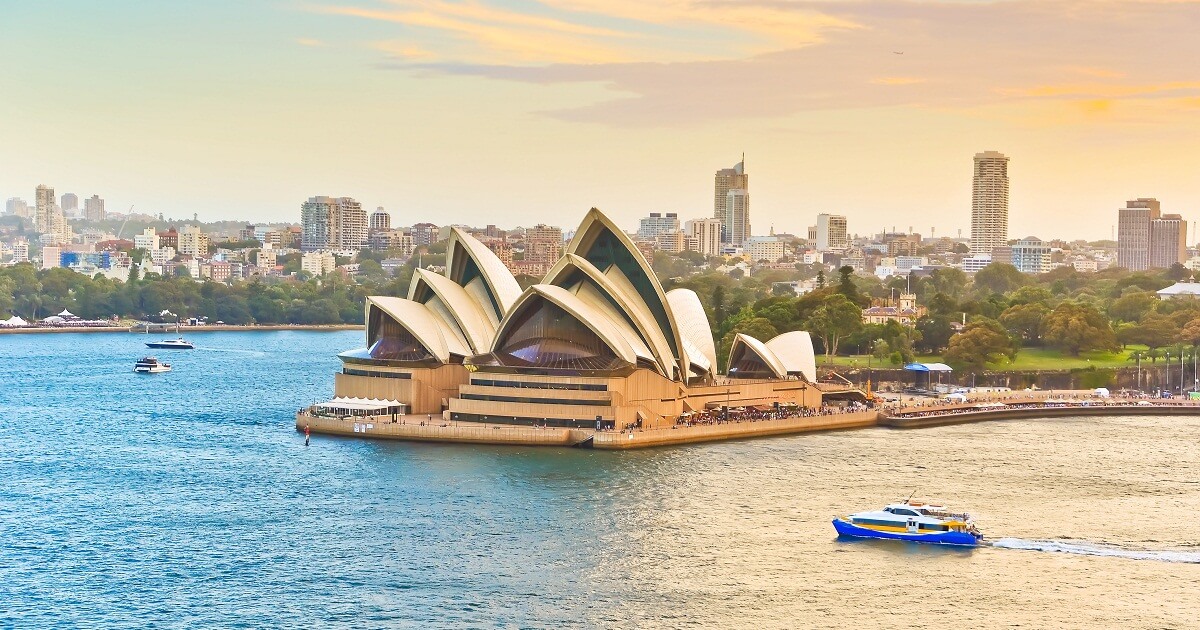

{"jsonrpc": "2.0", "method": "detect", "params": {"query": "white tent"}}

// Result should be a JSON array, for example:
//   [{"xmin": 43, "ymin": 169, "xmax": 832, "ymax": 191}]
[
  {"xmin": 57, "ymin": 309, "xmax": 75, "ymax": 318},
  {"xmin": 1, "ymin": 315, "xmax": 29, "ymax": 327},
  {"xmin": 41, "ymin": 315, "xmax": 65, "ymax": 325}
]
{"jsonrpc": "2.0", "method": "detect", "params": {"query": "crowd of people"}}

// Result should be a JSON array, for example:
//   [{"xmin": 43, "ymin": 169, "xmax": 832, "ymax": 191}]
[{"xmin": 671, "ymin": 400, "xmax": 874, "ymax": 428}]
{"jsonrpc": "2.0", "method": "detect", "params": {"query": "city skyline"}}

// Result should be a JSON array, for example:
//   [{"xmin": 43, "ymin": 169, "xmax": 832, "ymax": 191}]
[{"xmin": 2, "ymin": 1, "xmax": 1199, "ymax": 239}]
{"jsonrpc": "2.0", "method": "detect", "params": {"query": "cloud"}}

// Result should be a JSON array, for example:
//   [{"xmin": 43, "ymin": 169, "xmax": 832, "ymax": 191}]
[
  {"xmin": 295, "ymin": 38, "xmax": 328, "ymax": 47},
  {"xmin": 323, "ymin": 0, "xmax": 1200, "ymax": 126}
]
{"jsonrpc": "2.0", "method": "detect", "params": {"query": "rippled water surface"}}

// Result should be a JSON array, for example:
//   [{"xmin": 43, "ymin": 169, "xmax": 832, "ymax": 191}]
[{"xmin": 2, "ymin": 330, "xmax": 1198, "ymax": 628}]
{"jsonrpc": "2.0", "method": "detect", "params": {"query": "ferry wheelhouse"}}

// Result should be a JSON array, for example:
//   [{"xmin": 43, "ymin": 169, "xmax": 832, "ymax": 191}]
[{"xmin": 833, "ymin": 501, "xmax": 982, "ymax": 546}]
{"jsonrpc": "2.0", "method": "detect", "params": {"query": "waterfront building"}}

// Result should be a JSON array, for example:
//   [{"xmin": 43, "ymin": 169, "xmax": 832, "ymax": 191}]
[
  {"xmin": 637, "ymin": 212, "xmax": 679, "ymax": 240},
  {"xmin": 970, "ymin": 151, "xmax": 1010, "ymax": 255},
  {"xmin": 84, "ymin": 195, "xmax": 105, "ymax": 221},
  {"xmin": 301, "ymin": 196, "xmax": 368, "ymax": 252},
  {"xmin": 814, "ymin": 214, "xmax": 848, "ymax": 251},
  {"xmin": 370, "ymin": 208, "xmax": 391, "ymax": 232},
  {"xmin": 685, "ymin": 218, "xmax": 722, "ymax": 258},
  {"xmin": 714, "ymin": 158, "xmax": 748, "ymax": 243},
  {"xmin": 1011, "ymin": 236, "xmax": 1051, "ymax": 274},
  {"xmin": 322, "ymin": 208, "xmax": 829, "ymax": 430}
]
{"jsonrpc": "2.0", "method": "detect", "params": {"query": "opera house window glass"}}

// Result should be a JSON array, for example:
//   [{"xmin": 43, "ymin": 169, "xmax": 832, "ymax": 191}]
[
  {"xmin": 495, "ymin": 301, "xmax": 624, "ymax": 371},
  {"xmin": 727, "ymin": 343, "xmax": 776, "ymax": 379},
  {"xmin": 368, "ymin": 312, "xmax": 434, "ymax": 362}
]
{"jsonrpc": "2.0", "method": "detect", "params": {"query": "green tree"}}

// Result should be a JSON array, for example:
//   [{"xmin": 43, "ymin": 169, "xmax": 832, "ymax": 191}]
[
  {"xmin": 999, "ymin": 302, "xmax": 1049, "ymax": 345},
  {"xmin": 1116, "ymin": 312, "xmax": 1177, "ymax": 349},
  {"xmin": 1042, "ymin": 302, "xmax": 1118, "ymax": 356},
  {"xmin": 1108, "ymin": 291, "xmax": 1156, "ymax": 323},
  {"xmin": 944, "ymin": 318, "xmax": 1017, "ymax": 370},
  {"xmin": 973, "ymin": 263, "xmax": 1028, "ymax": 295},
  {"xmin": 915, "ymin": 314, "xmax": 956, "ymax": 353},
  {"xmin": 804, "ymin": 293, "xmax": 862, "ymax": 359}
]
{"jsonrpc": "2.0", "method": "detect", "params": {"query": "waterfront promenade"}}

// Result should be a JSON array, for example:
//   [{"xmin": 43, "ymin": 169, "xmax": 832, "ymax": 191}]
[
  {"xmin": 298, "ymin": 390, "xmax": 1200, "ymax": 449},
  {"xmin": 0, "ymin": 323, "xmax": 362, "ymax": 335}
]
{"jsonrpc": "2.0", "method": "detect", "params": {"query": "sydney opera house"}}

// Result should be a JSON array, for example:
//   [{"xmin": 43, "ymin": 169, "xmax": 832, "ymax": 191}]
[{"xmin": 326, "ymin": 208, "xmax": 829, "ymax": 431}]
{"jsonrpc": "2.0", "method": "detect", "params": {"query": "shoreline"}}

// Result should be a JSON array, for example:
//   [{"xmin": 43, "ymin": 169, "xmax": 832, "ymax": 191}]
[
  {"xmin": 0, "ymin": 324, "xmax": 363, "ymax": 335},
  {"xmin": 298, "ymin": 400, "xmax": 1200, "ymax": 450}
]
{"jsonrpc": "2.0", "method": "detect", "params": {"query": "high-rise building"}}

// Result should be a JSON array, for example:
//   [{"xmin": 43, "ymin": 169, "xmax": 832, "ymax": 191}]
[
  {"xmin": 637, "ymin": 212, "xmax": 679, "ymax": 239},
  {"xmin": 178, "ymin": 225, "xmax": 210, "ymax": 257},
  {"xmin": 410, "ymin": 222, "xmax": 439, "ymax": 247},
  {"xmin": 60, "ymin": 193, "xmax": 79, "ymax": 216},
  {"xmin": 134, "ymin": 227, "xmax": 160, "ymax": 251},
  {"xmin": 524, "ymin": 224, "xmax": 564, "ymax": 264},
  {"xmin": 370, "ymin": 207, "xmax": 391, "ymax": 232},
  {"xmin": 725, "ymin": 190, "xmax": 750, "ymax": 246},
  {"xmin": 714, "ymin": 157, "xmax": 748, "ymax": 243},
  {"xmin": 300, "ymin": 196, "xmax": 367, "ymax": 252},
  {"xmin": 34, "ymin": 185, "xmax": 55, "ymax": 233},
  {"xmin": 654, "ymin": 231, "xmax": 686, "ymax": 254},
  {"xmin": 84, "ymin": 195, "xmax": 106, "ymax": 221},
  {"xmin": 6, "ymin": 198, "xmax": 29, "ymax": 218},
  {"xmin": 12, "ymin": 240, "xmax": 29, "ymax": 263},
  {"xmin": 1150, "ymin": 213, "xmax": 1187, "ymax": 269},
  {"xmin": 1117, "ymin": 198, "xmax": 1162, "ymax": 271},
  {"xmin": 685, "ymin": 218, "xmax": 723, "ymax": 257},
  {"xmin": 970, "ymin": 151, "xmax": 1010, "ymax": 255},
  {"xmin": 1011, "ymin": 236, "xmax": 1051, "ymax": 274},
  {"xmin": 814, "ymin": 214, "xmax": 848, "ymax": 251}
]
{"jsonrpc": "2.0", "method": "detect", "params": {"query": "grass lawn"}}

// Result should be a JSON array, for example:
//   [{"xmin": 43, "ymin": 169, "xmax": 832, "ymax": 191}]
[{"xmin": 820, "ymin": 346, "xmax": 1154, "ymax": 372}]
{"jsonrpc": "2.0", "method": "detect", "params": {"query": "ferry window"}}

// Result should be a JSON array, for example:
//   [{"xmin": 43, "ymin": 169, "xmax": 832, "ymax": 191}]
[{"xmin": 893, "ymin": 508, "xmax": 918, "ymax": 516}]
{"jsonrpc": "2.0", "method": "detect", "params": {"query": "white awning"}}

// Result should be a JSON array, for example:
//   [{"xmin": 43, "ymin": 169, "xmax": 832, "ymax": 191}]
[{"xmin": 314, "ymin": 397, "xmax": 407, "ymax": 412}]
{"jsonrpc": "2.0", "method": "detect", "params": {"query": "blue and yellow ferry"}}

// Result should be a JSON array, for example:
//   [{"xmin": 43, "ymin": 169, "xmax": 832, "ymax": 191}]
[{"xmin": 833, "ymin": 501, "xmax": 982, "ymax": 546}]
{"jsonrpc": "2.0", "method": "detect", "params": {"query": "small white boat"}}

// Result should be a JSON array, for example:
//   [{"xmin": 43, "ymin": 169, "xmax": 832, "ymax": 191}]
[
  {"xmin": 134, "ymin": 357, "xmax": 172, "ymax": 373},
  {"xmin": 146, "ymin": 337, "xmax": 194, "ymax": 349}
]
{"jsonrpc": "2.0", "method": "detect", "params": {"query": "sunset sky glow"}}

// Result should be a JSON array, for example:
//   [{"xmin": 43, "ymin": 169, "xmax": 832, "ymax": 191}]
[{"xmin": 2, "ymin": 0, "xmax": 1198, "ymax": 239}]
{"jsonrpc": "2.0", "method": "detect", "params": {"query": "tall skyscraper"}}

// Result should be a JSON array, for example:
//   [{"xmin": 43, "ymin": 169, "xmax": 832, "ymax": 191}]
[
  {"xmin": 300, "ymin": 196, "xmax": 367, "ymax": 252},
  {"xmin": 970, "ymin": 151, "xmax": 1010, "ymax": 255},
  {"xmin": 370, "ymin": 207, "xmax": 391, "ymax": 232},
  {"xmin": 685, "ymin": 218, "xmax": 722, "ymax": 257},
  {"xmin": 726, "ymin": 189, "xmax": 750, "ymax": 246},
  {"xmin": 814, "ymin": 213, "xmax": 848, "ymax": 251},
  {"xmin": 84, "ymin": 195, "xmax": 106, "ymax": 221},
  {"xmin": 1117, "ymin": 198, "xmax": 1161, "ymax": 271},
  {"xmin": 1150, "ymin": 213, "xmax": 1187, "ymax": 269},
  {"xmin": 714, "ymin": 156, "xmax": 748, "ymax": 243},
  {"xmin": 34, "ymin": 185, "xmax": 55, "ymax": 232}
]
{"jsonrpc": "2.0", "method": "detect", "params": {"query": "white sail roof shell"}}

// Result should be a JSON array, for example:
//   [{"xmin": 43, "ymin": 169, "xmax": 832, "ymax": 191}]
[
  {"xmin": 446, "ymin": 227, "xmax": 522, "ymax": 320},
  {"xmin": 408, "ymin": 268, "xmax": 497, "ymax": 354},
  {"xmin": 666, "ymin": 289, "xmax": 716, "ymax": 377},
  {"xmin": 366, "ymin": 296, "xmax": 471, "ymax": 362},
  {"xmin": 728, "ymin": 333, "xmax": 788, "ymax": 379},
  {"xmin": 765, "ymin": 331, "xmax": 817, "ymax": 382}
]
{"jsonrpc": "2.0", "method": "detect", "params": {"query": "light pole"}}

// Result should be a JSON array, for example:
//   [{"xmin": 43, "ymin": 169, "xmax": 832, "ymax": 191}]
[{"xmin": 1165, "ymin": 352, "xmax": 1171, "ymax": 396}]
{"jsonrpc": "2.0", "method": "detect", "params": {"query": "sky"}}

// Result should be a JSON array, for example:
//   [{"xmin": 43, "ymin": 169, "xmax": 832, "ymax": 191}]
[{"xmin": 1, "ymin": 0, "xmax": 1198, "ymax": 240}]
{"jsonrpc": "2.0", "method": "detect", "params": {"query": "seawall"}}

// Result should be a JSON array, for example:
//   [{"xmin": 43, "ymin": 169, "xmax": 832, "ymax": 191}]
[
  {"xmin": 880, "ymin": 403, "xmax": 1200, "ymax": 429},
  {"xmin": 591, "ymin": 411, "xmax": 880, "ymax": 449},
  {"xmin": 0, "ymin": 324, "xmax": 362, "ymax": 335}
]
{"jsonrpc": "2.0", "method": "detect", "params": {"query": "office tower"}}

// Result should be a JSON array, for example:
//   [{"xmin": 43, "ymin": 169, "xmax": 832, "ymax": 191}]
[
  {"xmin": 84, "ymin": 195, "xmax": 106, "ymax": 221},
  {"xmin": 714, "ymin": 157, "xmax": 748, "ymax": 243},
  {"xmin": 300, "ymin": 196, "xmax": 367, "ymax": 251},
  {"xmin": 685, "ymin": 218, "xmax": 723, "ymax": 257},
  {"xmin": 34, "ymin": 185, "xmax": 55, "ymax": 232},
  {"xmin": 60, "ymin": 193, "xmax": 79, "ymax": 216},
  {"xmin": 370, "ymin": 207, "xmax": 391, "ymax": 232},
  {"xmin": 970, "ymin": 151, "xmax": 1010, "ymax": 255},
  {"xmin": 524, "ymin": 224, "xmax": 564, "ymax": 264},
  {"xmin": 6, "ymin": 198, "xmax": 29, "ymax": 218},
  {"xmin": 1150, "ymin": 213, "xmax": 1187, "ymax": 269},
  {"xmin": 815, "ymin": 213, "xmax": 848, "ymax": 251},
  {"xmin": 726, "ymin": 189, "xmax": 750, "ymax": 246},
  {"xmin": 637, "ymin": 212, "xmax": 680, "ymax": 239},
  {"xmin": 1116, "ymin": 198, "xmax": 1161, "ymax": 271}
]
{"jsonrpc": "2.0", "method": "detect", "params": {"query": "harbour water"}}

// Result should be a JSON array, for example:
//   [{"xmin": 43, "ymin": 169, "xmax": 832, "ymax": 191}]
[{"xmin": 2, "ymin": 331, "xmax": 1198, "ymax": 628}]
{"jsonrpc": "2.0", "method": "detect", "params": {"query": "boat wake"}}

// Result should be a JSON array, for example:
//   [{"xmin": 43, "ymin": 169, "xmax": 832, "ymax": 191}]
[
  {"xmin": 197, "ymin": 347, "xmax": 266, "ymax": 356},
  {"xmin": 992, "ymin": 538, "xmax": 1200, "ymax": 563}
]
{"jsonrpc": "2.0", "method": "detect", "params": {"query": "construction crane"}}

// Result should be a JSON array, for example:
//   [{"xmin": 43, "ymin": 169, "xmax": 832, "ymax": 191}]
[{"xmin": 116, "ymin": 205, "xmax": 135, "ymax": 240}]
